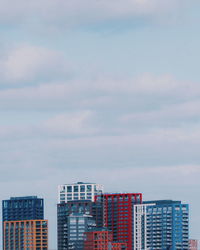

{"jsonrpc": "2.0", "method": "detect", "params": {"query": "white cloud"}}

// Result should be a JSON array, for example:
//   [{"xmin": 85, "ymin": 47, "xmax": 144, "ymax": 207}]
[
  {"xmin": 82, "ymin": 164, "xmax": 200, "ymax": 187},
  {"xmin": 41, "ymin": 111, "xmax": 99, "ymax": 136},
  {"xmin": 0, "ymin": 73, "xmax": 199, "ymax": 111},
  {"xmin": 0, "ymin": 110, "xmax": 99, "ymax": 140},
  {"xmin": 0, "ymin": 0, "xmax": 192, "ymax": 26},
  {"xmin": 0, "ymin": 45, "xmax": 69, "ymax": 84},
  {"xmin": 92, "ymin": 74, "xmax": 181, "ymax": 94},
  {"xmin": 121, "ymin": 99, "xmax": 200, "ymax": 128}
]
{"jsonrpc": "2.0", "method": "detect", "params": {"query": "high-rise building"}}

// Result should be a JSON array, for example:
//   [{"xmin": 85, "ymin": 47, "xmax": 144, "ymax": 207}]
[
  {"xmin": 84, "ymin": 228, "xmax": 113, "ymax": 250},
  {"xmin": 57, "ymin": 181, "xmax": 104, "ymax": 249},
  {"xmin": 2, "ymin": 196, "xmax": 48, "ymax": 250},
  {"xmin": 111, "ymin": 242, "xmax": 127, "ymax": 250},
  {"xmin": 97, "ymin": 193, "xmax": 142, "ymax": 250},
  {"xmin": 84, "ymin": 228, "xmax": 127, "ymax": 250},
  {"xmin": 142, "ymin": 200, "xmax": 189, "ymax": 250},
  {"xmin": 189, "ymin": 239, "xmax": 198, "ymax": 250},
  {"xmin": 92, "ymin": 197, "xmax": 104, "ymax": 228},
  {"xmin": 57, "ymin": 200, "xmax": 93, "ymax": 249},
  {"xmin": 3, "ymin": 220, "xmax": 48, "ymax": 250},
  {"xmin": 58, "ymin": 182, "xmax": 103, "ymax": 203},
  {"xmin": 133, "ymin": 203, "xmax": 152, "ymax": 250},
  {"xmin": 2, "ymin": 196, "xmax": 44, "ymax": 221},
  {"xmin": 67, "ymin": 213, "xmax": 96, "ymax": 249}
]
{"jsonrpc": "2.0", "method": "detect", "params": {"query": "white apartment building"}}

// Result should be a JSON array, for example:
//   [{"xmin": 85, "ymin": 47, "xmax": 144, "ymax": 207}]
[
  {"xmin": 133, "ymin": 204, "xmax": 154, "ymax": 250},
  {"xmin": 58, "ymin": 182, "xmax": 103, "ymax": 203}
]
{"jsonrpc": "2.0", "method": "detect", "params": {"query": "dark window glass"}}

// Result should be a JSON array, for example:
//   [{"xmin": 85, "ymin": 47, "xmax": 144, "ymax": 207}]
[
  {"xmin": 80, "ymin": 185, "xmax": 85, "ymax": 192},
  {"xmin": 67, "ymin": 186, "xmax": 72, "ymax": 192},
  {"xmin": 87, "ymin": 185, "xmax": 92, "ymax": 192}
]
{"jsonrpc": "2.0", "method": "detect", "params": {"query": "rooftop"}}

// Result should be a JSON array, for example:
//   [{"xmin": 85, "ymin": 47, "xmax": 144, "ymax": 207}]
[
  {"xmin": 61, "ymin": 182, "xmax": 99, "ymax": 185},
  {"xmin": 143, "ymin": 200, "xmax": 182, "ymax": 205},
  {"xmin": 10, "ymin": 196, "xmax": 40, "ymax": 200}
]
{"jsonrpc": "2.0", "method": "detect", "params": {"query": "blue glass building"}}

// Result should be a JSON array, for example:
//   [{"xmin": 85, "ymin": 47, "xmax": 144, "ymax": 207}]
[
  {"xmin": 2, "ymin": 196, "xmax": 44, "ymax": 221},
  {"xmin": 143, "ymin": 200, "xmax": 189, "ymax": 250}
]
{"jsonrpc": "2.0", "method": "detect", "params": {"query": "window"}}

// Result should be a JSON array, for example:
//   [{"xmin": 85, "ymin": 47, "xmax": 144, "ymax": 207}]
[
  {"xmin": 80, "ymin": 193, "xmax": 85, "ymax": 199},
  {"xmin": 4, "ymin": 201, "xmax": 8, "ymax": 208},
  {"xmin": 87, "ymin": 185, "xmax": 92, "ymax": 192},
  {"xmin": 74, "ymin": 186, "xmax": 79, "ymax": 192},
  {"xmin": 67, "ymin": 186, "xmax": 72, "ymax": 193},
  {"xmin": 70, "ymin": 218, "xmax": 76, "ymax": 224},
  {"xmin": 80, "ymin": 185, "xmax": 85, "ymax": 192},
  {"xmin": 78, "ymin": 218, "xmax": 85, "ymax": 224}
]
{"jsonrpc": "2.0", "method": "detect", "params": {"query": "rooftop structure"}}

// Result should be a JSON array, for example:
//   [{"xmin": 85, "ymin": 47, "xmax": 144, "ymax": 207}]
[{"xmin": 58, "ymin": 182, "xmax": 103, "ymax": 203}]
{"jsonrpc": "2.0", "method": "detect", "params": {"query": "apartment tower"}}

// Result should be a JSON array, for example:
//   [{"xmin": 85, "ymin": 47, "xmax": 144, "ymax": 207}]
[{"xmin": 2, "ymin": 196, "xmax": 48, "ymax": 250}]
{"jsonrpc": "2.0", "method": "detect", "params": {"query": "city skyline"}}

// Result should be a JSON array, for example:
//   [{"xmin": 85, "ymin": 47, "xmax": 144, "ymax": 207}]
[
  {"xmin": 0, "ymin": 0, "xmax": 200, "ymax": 249},
  {"xmin": 2, "ymin": 182, "xmax": 194, "ymax": 250}
]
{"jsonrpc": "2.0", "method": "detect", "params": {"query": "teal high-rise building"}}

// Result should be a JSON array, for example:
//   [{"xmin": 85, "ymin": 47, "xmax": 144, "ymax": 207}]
[{"xmin": 141, "ymin": 200, "xmax": 189, "ymax": 250}]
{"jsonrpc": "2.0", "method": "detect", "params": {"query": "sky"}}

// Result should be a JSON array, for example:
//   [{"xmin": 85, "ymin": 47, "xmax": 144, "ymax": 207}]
[{"xmin": 0, "ymin": 0, "xmax": 200, "ymax": 248}]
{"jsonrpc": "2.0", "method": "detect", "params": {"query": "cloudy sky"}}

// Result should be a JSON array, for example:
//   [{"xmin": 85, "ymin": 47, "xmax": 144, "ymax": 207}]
[{"xmin": 0, "ymin": 0, "xmax": 200, "ymax": 248}]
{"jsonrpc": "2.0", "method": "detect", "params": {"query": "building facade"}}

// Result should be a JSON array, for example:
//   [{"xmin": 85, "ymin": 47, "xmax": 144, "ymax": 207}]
[
  {"xmin": 57, "ymin": 182, "xmax": 104, "ymax": 249},
  {"xmin": 97, "ymin": 193, "xmax": 142, "ymax": 250},
  {"xmin": 84, "ymin": 228, "xmax": 113, "ymax": 250},
  {"xmin": 111, "ymin": 242, "xmax": 127, "ymax": 250},
  {"xmin": 57, "ymin": 200, "xmax": 94, "ymax": 249},
  {"xmin": 58, "ymin": 182, "xmax": 103, "ymax": 203},
  {"xmin": 67, "ymin": 213, "xmax": 96, "ymax": 249},
  {"xmin": 133, "ymin": 204, "xmax": 152, "ymax": 250},
  {"xmin": 84, "ymin": 228, "xmax": 127, "ymax": 250},
  {"xmin": 3, "ymin": 220, "xmax": 48, "ymax": 250},
  {"xmin": 2, "ymin": 196, "xmax": 44, "ymax": 221},
  {"xmin": 2, "ymin": 196, "xmax": 48, "ymax": 250},
  {"xmin": 189, "ymin": 239, "xmax": 198, "ymax": 250},
  {"xmin": 144, "ymin": 200, "xmax": 189, "ymax": 250}
]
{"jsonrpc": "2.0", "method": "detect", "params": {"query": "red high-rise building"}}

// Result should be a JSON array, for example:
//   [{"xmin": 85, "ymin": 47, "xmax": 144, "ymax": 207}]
[{"xmin": 96, "ymin": 193, "xmax": 142, "ymax": 250}]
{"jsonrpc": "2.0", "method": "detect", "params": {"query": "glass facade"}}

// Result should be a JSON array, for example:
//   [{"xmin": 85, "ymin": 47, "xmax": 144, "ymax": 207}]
[
  {"xmin": 67, "ymin": 213, "xmax": 96, "ymax": 250},
  {"xmin": 57, "ymin": 200, "xmax": 94, "ymax": 250}
]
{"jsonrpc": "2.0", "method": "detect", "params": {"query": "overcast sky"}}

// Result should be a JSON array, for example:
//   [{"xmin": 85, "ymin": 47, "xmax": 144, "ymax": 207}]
[{"xmin": 0, "ymin": 0, "xmax": 200, "ymax": 248}]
